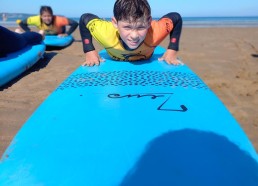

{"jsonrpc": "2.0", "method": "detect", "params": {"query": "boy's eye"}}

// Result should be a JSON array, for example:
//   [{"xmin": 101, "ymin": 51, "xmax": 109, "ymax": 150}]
[
  {"xmin": 122, "ymin": 25, "xmax": 147, "ymax": 30},
  {"xmin": 137, "ymin": 26, "xmax": 146, "ymax": 30},
  {"xmin": 124, "ymin": 26, "xmax": 131, "ymax": 29}
]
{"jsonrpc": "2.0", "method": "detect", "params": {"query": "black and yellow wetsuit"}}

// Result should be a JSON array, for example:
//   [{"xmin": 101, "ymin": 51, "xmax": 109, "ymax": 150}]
[
  {"xmin": 17, "ymin": 15, "xmax": 78, "ymax": 35},
  {"xmin": 79, "ymin": 12, "xmax": 182, "ymax": 61}
]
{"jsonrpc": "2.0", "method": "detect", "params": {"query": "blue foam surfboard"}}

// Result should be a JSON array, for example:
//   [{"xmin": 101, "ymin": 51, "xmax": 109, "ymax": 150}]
[
  {"xmin": 0, "ymin": 43, "xmax": 45, "ymax": 87},
  {"xmin": 43, "ymin": 35, "xmax": 73, "ymax": 47},
  {"xmin": 0, "ymin": 46, "xmax": 258, "ymax": 185}
]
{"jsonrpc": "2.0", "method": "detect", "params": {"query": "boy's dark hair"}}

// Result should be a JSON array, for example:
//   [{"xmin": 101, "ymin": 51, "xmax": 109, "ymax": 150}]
[
  {"xmin": 113, "ymin": 0, "xmax": 151, "ymax": 22},
  {"xmin": 40, "ymin": 6, "xmax": 53, "ymax": 16}
]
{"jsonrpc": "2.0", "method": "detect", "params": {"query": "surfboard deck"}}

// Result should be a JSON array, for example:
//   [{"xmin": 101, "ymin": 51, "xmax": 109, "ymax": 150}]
[
  {"xmin": 43, "ymin": 35, "xmax": 73, "ymax": 47},
  {"xmin": 0, "ymin": 43, "xmax": 45, "ymax": 87},
  {"xmin": 0, "ymin": 46, "xmax": 258, "ymax": 185}
]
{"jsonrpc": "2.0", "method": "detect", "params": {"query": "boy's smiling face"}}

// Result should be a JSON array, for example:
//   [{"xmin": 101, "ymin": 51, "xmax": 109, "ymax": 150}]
[{"xmin": 112, "ymin": 17, "xmax": 151, "ymax": 49}]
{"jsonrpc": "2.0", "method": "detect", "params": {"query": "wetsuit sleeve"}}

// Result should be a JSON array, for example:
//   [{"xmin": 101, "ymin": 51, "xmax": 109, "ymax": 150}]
[
  {"xmin": 161, "ymin": 12, "xmax": 182, "ymax": 51},
  {"xmin": 79, "ymin": 13, "xmax": 99, "ymax": 53},
  {"xmin": 18, "ymin": 18, "xmax": 31, "ymax": 32},
  {"xmin": 66, "ymin": 18, "xmax": 78, "ymax": 35}
]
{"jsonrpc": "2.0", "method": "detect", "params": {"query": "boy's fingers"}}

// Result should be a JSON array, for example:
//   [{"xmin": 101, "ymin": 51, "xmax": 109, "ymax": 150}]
[
  {"xmin": 158, "ymin": 57, "xmax": 164, "ymax": 61},
  {"xmin": 82, "ymin": 61, "xmax": 88, "ymax": 66},
  {"xmin": 95, "ymin": 61, "xmax": 100, "ymax": 66},
  {"xmin": 82, "ymin": 61, "xmax": 93, "ymax": 66},
  {"xmin": 168, "ymin": 59, "xmax": 184, "ymax": 66},
  {"xmin": 99, "ymin": 56, "xmax": 105, "ymax": 62},
  {"xmin": 177, "ymin": 59, "xmax": 184, "ymax": 65},
  {"xmin": 82, "ymin": 59, "xmax": 102, "ymax": 66}
]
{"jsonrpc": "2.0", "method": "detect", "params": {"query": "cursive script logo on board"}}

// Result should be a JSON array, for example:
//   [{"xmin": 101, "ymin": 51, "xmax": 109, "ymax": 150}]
[{"xmin": 108, "ymin": 93, "xmax": 187, "ymax": 112}]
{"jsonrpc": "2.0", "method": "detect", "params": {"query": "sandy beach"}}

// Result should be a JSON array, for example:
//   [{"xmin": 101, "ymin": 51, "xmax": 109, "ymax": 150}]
[{"xmin": 0, "ymin": 27, "xmax": 258, "ymax": 157}]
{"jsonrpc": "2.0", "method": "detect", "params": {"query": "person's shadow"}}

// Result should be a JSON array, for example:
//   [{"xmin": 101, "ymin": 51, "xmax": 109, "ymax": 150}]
[{"xmin": 120, "ymin": 129, "xmax": 258, "ymax": 186}]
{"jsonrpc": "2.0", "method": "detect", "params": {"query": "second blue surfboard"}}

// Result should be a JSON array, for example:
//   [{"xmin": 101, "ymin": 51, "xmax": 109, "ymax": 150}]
[
  {"xmin": 43, "ymin": 35, "xmax": 73, "ymax": 47},
  {"xmin": 0, "ymin": 43, "xmax": 45, "ymax": 87}
]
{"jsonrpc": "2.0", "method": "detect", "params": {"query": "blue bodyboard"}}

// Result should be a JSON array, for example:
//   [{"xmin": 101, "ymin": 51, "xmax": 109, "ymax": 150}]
[
  {"xmin": 43, "ymin": 35, "xmax": 73, "ymax": 47},
  {"xmin": 0, "ymin": 43, "xmax": 45, "ymax": 87},
  {"xmin": 0, "ymin": 46, "xmax": 258, "ymax": 185}
]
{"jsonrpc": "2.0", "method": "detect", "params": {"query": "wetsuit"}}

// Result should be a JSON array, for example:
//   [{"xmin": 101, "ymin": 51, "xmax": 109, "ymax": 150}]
[
  {"xmin": 18, "ymin": 15, "xmax": 78, "ymax": 35},
  {"xmin": 79, "ymin": 12, "xmax": 182, "ymax": 61},
  {"xmin": 0, "ymin": 26, "xmax": 43, "ymax": 57}
]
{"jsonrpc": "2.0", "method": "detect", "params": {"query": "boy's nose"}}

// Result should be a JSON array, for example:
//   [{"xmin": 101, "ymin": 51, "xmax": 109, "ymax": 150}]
[{"xmin": 130, "ymin": 30, "xmax": 139, "ymax": 39}]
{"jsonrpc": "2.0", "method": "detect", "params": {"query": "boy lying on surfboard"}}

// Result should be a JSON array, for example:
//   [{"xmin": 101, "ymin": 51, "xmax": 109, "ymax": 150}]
[{"xmin": 79, "ymin": 0, "xmax": 183, "ymax": 66}]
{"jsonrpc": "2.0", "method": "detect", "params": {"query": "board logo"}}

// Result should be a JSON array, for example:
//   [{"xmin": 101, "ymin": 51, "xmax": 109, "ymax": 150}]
[{"xmin": 108, "ymin": 93, "xmax": 187, "ymax": 112}]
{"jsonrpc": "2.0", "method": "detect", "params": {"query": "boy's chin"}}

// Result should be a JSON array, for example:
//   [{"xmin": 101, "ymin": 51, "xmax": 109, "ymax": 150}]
[
  {"xmin": 128, "ymin": 46, "xmax": 138, "ymax": 50},
  {"xmin": 43, "ymin": 21, "xmax": 52, "ymax": 25},
  {"xmin": 126, "ymin": 43, "xmax": 140, "ymax": 50},
  {"xmin": 122, "ymin": 40, "xmax": 141, "ymax": 50}
]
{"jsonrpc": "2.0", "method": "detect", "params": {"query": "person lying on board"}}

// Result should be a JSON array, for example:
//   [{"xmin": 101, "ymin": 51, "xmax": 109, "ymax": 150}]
[
  {"xmin": 0, "ymin": 25, "xmax": 43, "ymax": 58},
  {"xmin": 79, "ymin": 0, "xmax": 183, "ymax": 66},
  {"xmin": 15, "ymin": 6, "xmax": 78, "ymax": 37}
]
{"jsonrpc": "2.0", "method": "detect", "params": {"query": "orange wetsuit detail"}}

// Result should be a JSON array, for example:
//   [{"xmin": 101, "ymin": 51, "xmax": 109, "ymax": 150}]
[{"xmin": 27, "ymin": 15, "xmax": 69, "ymax": 35}]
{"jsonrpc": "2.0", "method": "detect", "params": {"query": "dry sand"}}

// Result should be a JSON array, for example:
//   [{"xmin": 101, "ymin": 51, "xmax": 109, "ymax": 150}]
[{"xmin": 0, "ymin": 27, "xmax": 258, "ymax": 157}]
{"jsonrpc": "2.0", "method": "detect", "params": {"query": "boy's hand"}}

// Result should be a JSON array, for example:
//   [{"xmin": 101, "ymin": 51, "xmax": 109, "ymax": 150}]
[
  {"xmin": 158, "ymin": 49, "xmax": 183, "ymax": 65},
  {"xmin": 82, "ymin": 50, "xmax": 105, "ymax": 66},
  {"xmin": 38, "ymin": 30, "xmax": 45, "ymax": 40}
]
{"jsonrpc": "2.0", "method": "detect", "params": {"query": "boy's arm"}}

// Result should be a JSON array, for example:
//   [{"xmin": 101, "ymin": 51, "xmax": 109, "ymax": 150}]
[
  {"xmin": 162, "ymin": 12, "xmax": 182, "ymax": 51},
  {"xmin": 79, "ymin": 13, "xmax": 104, "ymax": 66},
  {"xmin": 66, "ymin": 18, "xmax": 78, "ymax": 35},
  {"xmin": 79, "ymin": 13, "xmax": 99, "ymax": 53},
  {"xmin": 158, "ymin": 12, "xmax": 183, "ymax": 65},
  {"xmin": 18, "ymin": 19, "xmax": 31, "ymax": 32}
]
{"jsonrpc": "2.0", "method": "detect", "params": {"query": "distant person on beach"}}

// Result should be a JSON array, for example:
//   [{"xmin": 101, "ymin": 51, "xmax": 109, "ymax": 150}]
[
  {"xmin": 15, "ymin": 6, "xmax": 78, "ymax": 37},
  {"xmin": 79, "ymin": 0, "xmax": 183, "ymax": 66},
  {"xmin": 2, "ymin": 13, "xmax": 7, "ymax": 21},
  {"xmin": 0, "ymin": 25, "xmax": 43, "ymax": 57}
]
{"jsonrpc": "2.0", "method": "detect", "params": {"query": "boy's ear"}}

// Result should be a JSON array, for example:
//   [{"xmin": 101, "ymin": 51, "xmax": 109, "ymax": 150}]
[
  {"xmin": 112, "ymin": 17, "xmax": 118, "ymax": 28},
  {"xmin": 148, "ymin": 16, "xmax": 152, "ymax": 27}
]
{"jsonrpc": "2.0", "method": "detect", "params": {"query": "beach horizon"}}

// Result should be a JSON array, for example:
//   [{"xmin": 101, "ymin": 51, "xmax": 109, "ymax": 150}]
[{"xmin": 1, "ymin": 13, "xmax": 258, "ymax": 28}]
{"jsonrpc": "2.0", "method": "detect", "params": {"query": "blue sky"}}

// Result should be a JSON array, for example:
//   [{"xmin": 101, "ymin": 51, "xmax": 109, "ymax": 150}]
[{"xmin": 1, "ymin": 0, "xmax": 258, "ymax": 18}]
